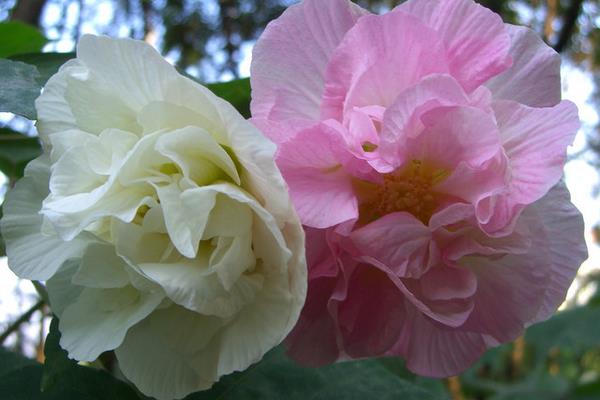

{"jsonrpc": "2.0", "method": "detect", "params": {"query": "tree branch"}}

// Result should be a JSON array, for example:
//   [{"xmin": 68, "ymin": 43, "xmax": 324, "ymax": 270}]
[
  {"xmin": 0, "ymin": 299, "xmax": 45, "ymax": 345},
  {"xmin": 552, "ymin": 0, "xmax": 584, "ymax": 53}
]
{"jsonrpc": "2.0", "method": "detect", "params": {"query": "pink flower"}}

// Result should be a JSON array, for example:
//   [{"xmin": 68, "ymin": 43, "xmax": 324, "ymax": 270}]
[{"xmin": 250, "ymin": 0, "xmax": 587, "ymax": 377}]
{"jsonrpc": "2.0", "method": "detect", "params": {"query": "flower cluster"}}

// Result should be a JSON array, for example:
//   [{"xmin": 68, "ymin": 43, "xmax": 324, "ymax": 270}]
[
  {"xmin": 251, "ymin": 0, "xmax": 587, "ymax": 376},
  {"xmin": 1, "ymin": 36, "xmax": 306, "ymax": 400},
  {"xmin": 0, "ymin": 0, "xmax": 589, "ymax": 397}
]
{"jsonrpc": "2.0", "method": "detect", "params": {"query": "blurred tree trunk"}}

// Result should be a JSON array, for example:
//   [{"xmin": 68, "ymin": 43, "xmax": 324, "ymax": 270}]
[{"xmin": 10, "ymin": 0, "xmax": 48, "ymax": 27}]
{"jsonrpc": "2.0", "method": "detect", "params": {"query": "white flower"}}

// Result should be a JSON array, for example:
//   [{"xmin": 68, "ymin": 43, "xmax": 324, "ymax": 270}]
[{"xmin": 0, "ymin": 35, "xmax": 306, "ymax": 400}]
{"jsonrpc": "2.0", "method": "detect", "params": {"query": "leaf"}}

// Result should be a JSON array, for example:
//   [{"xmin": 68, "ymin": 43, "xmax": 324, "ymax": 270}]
[
  {"xmin": 7, "ymin": 317, "xmax": 143, "ymax": 400},
  {"xmin": 0, "ymin": 21, "xmax": 47, "ymax": 58},
  {"xmin": 525, "ymin": 303, "xmax": 600, "ymax": 360},
  {"xmin": 10, "ymin": 52, "xmax": 75, "ymax": 86},
  {"xmin": 41, "ymin": 318, "xmax": 79, "ymax": 392},
  {"xmin": 0, "ymin": 59, "xmax": 41, "ymax": 119},
  {"xmin": 0, "ymin": 128, "xmax": 42, "ymax": 181},
  {"xmin": 206, "ymin": 78, "xmax": 251, "ymax": 118},
  {"xmin": 0, "ymin": 206, "xmax": 5, "ymax": 257},
  {"xmin": 0, "ymin": 347, "xmax": 37, "ymax": 377},
  {"xmin": 185, "ymin": 347, "xmax": 449, "ymax": 400}
]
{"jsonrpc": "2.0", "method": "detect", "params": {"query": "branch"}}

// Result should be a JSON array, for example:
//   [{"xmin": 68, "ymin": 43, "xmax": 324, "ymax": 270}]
[
  {"xmin": 0, "ymin": 299, "xmax": 45, "ymax": 345},
  {"xmin": 552, "ymin": 0, "xmax": 584, "ymax": 53}
]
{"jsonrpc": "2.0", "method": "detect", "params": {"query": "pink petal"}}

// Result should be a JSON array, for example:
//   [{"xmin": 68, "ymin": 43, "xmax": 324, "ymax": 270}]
[
  {"xmin": 321, "ymin": 11, "xmax": 449, "ymax": 121},
  {"xmin": 460, "ymin": 251, "xmax": 549, "ymax": 342},
  {"xmin": 379, "ymin": 74, "xmax": 471, "ymax": 163},
  {"xmin": 277, "ymin": 122, "xmax": 358, "ymax": 228},
  {"xmin": 407, "ymin": 106, "xmax": 502, "ymax": 169},
  {"xmin": 393, "ymin": 306, "xmax": 490, "ymax": 378},
  {"xmin": 338, "ymin": 264, "xmax": 406, "ymax": 358},
  {"xmin": 419, "ymin": 265, "xmax": 477, "ymax": 301},
  {"xmin": 399, "ymin": 0, "xmax": 512, "ymax": 92},
  {"xmin": 350, "ymin": 212, "xmax": 436, "ymax": 278},
  {"xmin": 285, "ymin": 276, "xmax": 341, "ymax": 366},
  {"xmin": 486, "ymin": 25, "xmax": 561, "ymax": 107},
  {"xmin": 251, "ymin": 0, "xmax": 367, "ymax": 122},
  {"xmin": 522, "ymin": 183, "xmax": 587, "ymax": 323},
  {"xmin": 482, "ymin": 99, "xmax": 580, "ymax": 233}
]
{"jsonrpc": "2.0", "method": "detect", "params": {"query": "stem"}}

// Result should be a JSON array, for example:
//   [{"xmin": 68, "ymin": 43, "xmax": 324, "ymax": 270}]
[{"xmin": 0, "ymin": 299, "xmax": 45, "ymax": 345}]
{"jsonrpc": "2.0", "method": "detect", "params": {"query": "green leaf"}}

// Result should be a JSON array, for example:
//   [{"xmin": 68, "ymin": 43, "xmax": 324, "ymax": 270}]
[
  {"xmin": 0, "ymin": 59, "xmax": 41, "ymax": 119},
  {"xmin": 41, "ymin": 318, "xmax": 79, "ymax": 391},
  {"xmin": 206, "ymin": 78, "xmax": 251, "ymax": 118},
  {"xmin": 0, "ymin": 319, "xmax": 141, "ymax": 399},
  {"xmin": 0, "ymin": 347, "xmax": 37, "ymax": 377},
  {"xmin": 0, "ymin": 128, "xmax": 42, "ymax": 181},
  {"xmin": 0, "ymin": 206, "xmax": 5, "ymax": 257},
  {"xmin": 526, "ymin": 303, "xmax": 600, "ymax": 360},
  {"xmin": 10, "ymin": 52, "xmax": 75, "ymax": 87},
  {"xmin": 186, "ymin": 347, "xmax": 449, "ymax": 400},
  {"xmin": 0, "ymin": 22, "xmax": 47, "ymax": 58}
]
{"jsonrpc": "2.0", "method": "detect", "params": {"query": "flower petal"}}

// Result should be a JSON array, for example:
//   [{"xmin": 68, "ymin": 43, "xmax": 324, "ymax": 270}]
[
  {"xmin": 277, "ymin": 122, "xmax": 358, "ymax": 228},
  {"xmin": 251, "ymin": 0, "xmax": 367, "ymax": 122},
  {"xmin": 350, "ymin": 212, "xmax": 435, "ymax": 278},
  {"xmin": 115, "ymin": 305, "xmax": 224, "ymax": 400},
  {"xmin": 321, "ymin": 11, "xmax": 449, "ymax": 121},
  {"xmin": 399, "ymin": 0, "xmax": 511, "ymax": 91},
  {"xmin": 59, "ymin": 285, "xmax": 164, "ymax": 361},
  {"xmin": 0, "ymin": 157, "xmax": 92, "ymax": 280},
  {"xmin": 338, "ymin": 264, "xmax": 405, "ymax": 358},
  {"xmin": 486, "ymin": 24, "xmax": 561, "ymax": 107},
  {"xmin": 523, "ymin": 183, "xmax": 587, "ymax": 323},
  {"xmin": 396, "ymin": 306, "xmax": 490, "ymax": 378},
  {"xmin": 482, "ymin": 100, "xmax": 580, "ymax": 233}
]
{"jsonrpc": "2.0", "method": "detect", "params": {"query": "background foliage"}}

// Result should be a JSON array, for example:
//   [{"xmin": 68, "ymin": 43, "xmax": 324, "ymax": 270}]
[{"xmin": 0, "ymin": 1, "xmax": 599, "ymax": 399}]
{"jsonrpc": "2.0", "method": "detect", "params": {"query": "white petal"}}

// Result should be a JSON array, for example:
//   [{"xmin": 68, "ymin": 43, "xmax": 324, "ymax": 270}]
[
  {"xmin": 0, "ymin": 156, "xmax": 92, "ymax": 280},
  {"xmin": 156, "ymin": 125, "xmax": 240, "ymax": 185},
  {"xmin": 71, "ymin": 242, "xmax": 131, "ymax": 288},
  {"xmin": 59, "ymin": 285, "xmax": 164, "ymax": 361},
  {"xmin": 35, "ymin": 59, "xmax": 82, "ymax": 140},
  {"xmin": 75, "ymin": 35, "xmax": 180, "ymax": 111},
  {"xmin": 115, "ymin": 305, "xmax": 225, "ymax": 400},
  {"xmin": 154, "ymin": 182, "xmax": 217, "ymax": 259},
  {"xmin": 46, "ymin": 259, "xmax": 84, "ymax": 317}
]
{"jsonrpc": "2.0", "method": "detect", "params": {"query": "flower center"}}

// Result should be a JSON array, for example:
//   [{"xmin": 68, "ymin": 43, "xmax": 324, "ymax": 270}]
[{"xmin": 357, "ymin": 160, "xmax": 449, "ymax": 225}]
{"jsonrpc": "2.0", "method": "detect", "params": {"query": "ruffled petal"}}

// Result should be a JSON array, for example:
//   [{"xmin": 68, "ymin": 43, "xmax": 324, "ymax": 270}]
[
  {"xmin": 350, "ymin": 212, "xmax": 435, "ymax": 278},
  {"xmin": 251, "ymin": 0, "xmax": 367, "ymax": 122},
  {"xmin": 486, "ymin": 24, "xmax": 561, "ymax": 107},
  {"xmin": 0, "ymin": 156, "xmax": 92, "ymax": 280},
  {"xmin": 115, "ymin": 305, "xmax": 224, "ymax": 400},
  {"xmin": 482, "ymin": 100, "xmax": 580, "ymax": 233},
  {"xmin": 399, "ymin": 0, "xmax": 512, "ymax": 91},
  {"xmin": 321, "ymin": 11, "xmax": 449, "ymax": 121},
  {"xmin": 522, "ymin": 183, "xmax": 587, "ymax": 322},
  {"xmin": 59, "ymin": 285, "xmax": 164, "ymax": 361},
  {"xmin": 277, "ymin": 122, "xmax": 358, "ymax": 228}
]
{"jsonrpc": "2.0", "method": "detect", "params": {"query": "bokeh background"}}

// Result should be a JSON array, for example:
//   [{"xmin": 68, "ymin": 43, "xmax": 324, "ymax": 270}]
[{"xmin": 1, "ymin": 1, "xmax": 600, "ymax": 399}]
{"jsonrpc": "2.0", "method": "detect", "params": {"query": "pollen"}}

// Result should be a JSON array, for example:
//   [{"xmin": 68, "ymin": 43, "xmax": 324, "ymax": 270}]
[{"xmin": 358, "ymin": 160, "xmax": 449, "ymax": 225}]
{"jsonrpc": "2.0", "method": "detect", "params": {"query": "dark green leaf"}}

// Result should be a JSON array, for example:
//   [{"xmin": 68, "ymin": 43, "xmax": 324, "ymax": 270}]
[
  {"xmin": 10, "ymin": 52, "xmax": 75, "ymax": 87},
  {"xmin": 0, "ymin": 22, "xmax": 47, "ymax": 58},
  {"xmin": 186, "ymin": 347, "xmax": 449, "ymax": 400},
  {"xmin": 0, "ymin": 347, "xmax": 37, "ymax": 377},
  {"xmin": 0, "ymin": 320, "xmax": 141, "ymax": 399},
  {"xmin": 41, "ymin": 318, "xmax": 79, "ymax": 391},
  {"xmin": 0, "ymin": 206, "xmax": 4, "ymax": 257},
  {"xmin": 206, "ymin": 78, "xmax": 251, "ymax": 118},
  {"xmin": 0, "ymin": 59, "xmax": 41, "ymax": 119},
  {"xmin": 0, "ymin": 128, "xmax": 42, "ymax": 180},
  {"xmin": 526, "ymin": 303, "xmax": 600, "ymax": 360}
]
